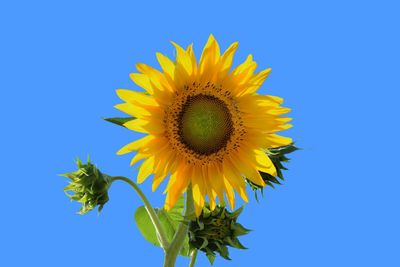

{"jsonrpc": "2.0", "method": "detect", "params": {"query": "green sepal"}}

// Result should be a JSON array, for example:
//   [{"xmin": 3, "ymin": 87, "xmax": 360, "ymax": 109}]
[
  {"xmin": 229, "ymin": 205, "xmax": 244, "ymax": 219},
  {"xmin": 224, "ymin": 236, "xmax": 247, "ymax": 249},
  {"xmin": 206, "ymin": 252, "xmax": 216, "ymax": 265},
  {"xmin": 103, "ymin": 117, "xmax": 135, "ymax": 127},
  {"xmin": 231, "ymin": 222, "xmax": 251, "ymax": 236},
  {"xmin": 199, "ymin": 237, "xmax": 209, "ymax": 249},
  {"xmin": 215, "ymin": 242, "xmax": 231, "ymax": 260},
  {"xmin": 134, "ymin": 197, "xmax": 190, "ymax": 257}
]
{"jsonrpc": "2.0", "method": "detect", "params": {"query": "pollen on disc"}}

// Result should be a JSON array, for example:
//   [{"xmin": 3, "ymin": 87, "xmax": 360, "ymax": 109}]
[{"xmin": 178, "ymin": 94, "xmax": 234, "ymax": 155}]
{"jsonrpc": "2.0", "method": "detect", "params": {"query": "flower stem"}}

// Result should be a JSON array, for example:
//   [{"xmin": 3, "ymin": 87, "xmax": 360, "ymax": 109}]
[
  {"xmin": 189, "ymin": 249, "xmax": 198, "ymax": 267},
  {"xmin": 163, "ymin": 184, "xmax": 194, "ymax": 267},
  {"xmin": 111, "ymin": 176, "xmax": 170, "ymax": 250}
]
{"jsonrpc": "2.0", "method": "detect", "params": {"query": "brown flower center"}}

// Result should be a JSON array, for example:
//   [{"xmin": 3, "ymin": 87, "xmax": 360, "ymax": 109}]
[{"xmin": 178, "ymin": 94, "xmax": 233, "ymax": 155}]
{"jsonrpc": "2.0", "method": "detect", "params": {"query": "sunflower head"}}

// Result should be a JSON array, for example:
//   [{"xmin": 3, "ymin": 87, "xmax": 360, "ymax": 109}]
[
  {"xmin": 62, "ymin": 158, "xmax": 111, "ymax": 214},
  {"xmin": 188, "ymin": 205, "xmax": 250, "ymax": 264},
  {"xmin": 114, "ymin": 34, "xmax": 293, "ymax": 216}
]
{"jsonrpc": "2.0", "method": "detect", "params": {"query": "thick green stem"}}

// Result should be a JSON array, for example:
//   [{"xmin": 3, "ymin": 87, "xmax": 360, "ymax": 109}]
[
  {"xmin": 189, "ymin": 249, "xmax": 198, "ymax": 267},
  {"xmin": 163, "ymin": 185, "xmax": 195, "ymax": 267},
  {"xmin": 111, "ymin": 176, "xmax": 169, "ymax": 250}
]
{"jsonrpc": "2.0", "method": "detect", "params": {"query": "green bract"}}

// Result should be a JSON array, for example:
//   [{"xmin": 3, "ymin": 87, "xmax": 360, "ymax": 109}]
[
  {"xmin": 62, "ymin": 158, "xmax": 111, "ymax": 214},
  {"xmin": 188, "ymin": 205, "xmax": 250, "ymax": 264}
]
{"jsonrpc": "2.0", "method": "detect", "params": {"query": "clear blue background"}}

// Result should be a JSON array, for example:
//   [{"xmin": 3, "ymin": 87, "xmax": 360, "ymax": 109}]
[{"xmin": 1, "ymin": 1, "xmax": 399, "ymax": 266}]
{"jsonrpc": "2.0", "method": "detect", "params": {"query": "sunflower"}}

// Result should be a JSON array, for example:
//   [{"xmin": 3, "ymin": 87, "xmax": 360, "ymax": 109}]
[{"xmin": 115, "ymin": 35, "xmax": 292, "ymax": 216}]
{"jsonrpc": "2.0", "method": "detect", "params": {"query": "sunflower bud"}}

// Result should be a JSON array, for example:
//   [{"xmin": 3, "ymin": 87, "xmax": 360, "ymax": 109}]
[
  {"xmin": 188, "ymin": 205, "xmax": 250, "ymax": 264},
  {"xmin": 62, "ymin": 158, "xmax": 111, "ymax": 214},
  {"xmin": 247, "ymin": 143, "xmax": 298, "ymax": 198}
]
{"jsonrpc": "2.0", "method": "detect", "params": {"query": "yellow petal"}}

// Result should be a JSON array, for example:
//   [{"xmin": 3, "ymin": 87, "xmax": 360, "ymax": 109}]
[
  {"xmin": 241, "ymin": 68, "xmax": 272, "ymax": 95},
  {"xmin": 243, "ymin": 114, "xmax": 292, "ymax": 133},
  {"xmin": 151, "ymin": 148, "xmax": 171, "ymax": 191},
  {"xmin": 148, "ymin": 78, "xmax": 174, "ymax": 106},
  {"xmin": 244, "ymin": 167, "xmax": 265, "ymax": 187},
  {"xmin": 262, "ymin": 106, "xmax": 291, "ymax": 116},
  {"xmin": 136, "ymin": 63, "xmax": 172, "ymax": 92},
  {"xmin": 254, "ymin": 149, "xmax": 277, "ymax": 176},
  {"xmin": 228, "ymin": 55, "xmax": 257, "ymax": 96},
  {"xmin": 114, "ymin": 103, "xmax": 151, "ymax": 118},
  {"xmin": 165, "ymin": 169, "xmax": 190, "ymax": 210},
  {"xmin": 152, "ymin": 172, "xmax": 168, "ymax": 192},
  {"xmin": 137, "ymin": 156, "xmax": 155, "ymax": 184},
  {"xmin": 158, "ymin": 150, "xmax": 179, "ymax": 178},
  {"xmin": 219, "ymin": 42, "xmax": 239, "ymax": 77},
  {"xmin": 130, "ymin": 152, "xmax": 148, "ymax": 166},
  {"xmin": 123, "ymin": 119, "xmax": 149, "ymax": 133},
  {"xmin": 129, "ymin": 73, "xmax": 153, "ymax": 94},
  {"xmin": 116, "ymin": 89, "xmax": 157, "ymax": 106},
  {"xmin": 116, "ymin": 136, "xmax": 152, "ymax": 155},
  {"xmin": 237, "ymin": 94, "xmax": 283, "ymax": 114},
  {"xmin": 232, "ymin": 152, "xmax": 266, "ymax": 187},
  {"xmin": 232, "ymin": 54, "xmax": 257, "ymax": 78},
  {"xmin": 202, "ymin": 165, "xmax": 217, "ymax": 211},
  {"xmin": 223, "ymin": 177, "xmax": 235, "ymax": 210},
  {"xmin": 207, "ymin": 163, "xmax": 225, "ymax": 203},
  {"xmin": 257, "ymin": 95, "xmax": 284, "ymax": 104},
  {"xmin": 136, "ymin": 63, "xmax": 162, "ymax": 77},
  {"xmin": 199, "ymin": 34, "xmax": 221, "ymax": 78},
  {"xmin": 266, "ymin": 134, "xmax": 293, "ymax": 147},
  {"xmin": 186, "ymin": 44, "xmax": 198, "ymax": 75},
  {"xmin": 274, "ymin": 122, "xmax": 293, "ymax": 131},
  {"xmin": 171, "ymin": 41, "xmax": 193, "ymax": 76},
  {"xmin": 223, "ymin": 160, "xmax": 249, "ymax": 203},
  {"xmin": 191, "ymin": 169, "xmax": 206, "ymax": 217},
  {"xmin": 156, "ymin": 52, "xmax": 175, "ymax": 80},
  {"xmin": 123, "ymin": 118, "xmax": 164, "ymax": 134}
]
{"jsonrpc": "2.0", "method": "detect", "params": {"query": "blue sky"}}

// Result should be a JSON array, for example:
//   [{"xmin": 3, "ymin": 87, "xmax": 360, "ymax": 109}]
[{"xmin": 1, "ymin": 1, "xmax": 399, "ymax": 266}]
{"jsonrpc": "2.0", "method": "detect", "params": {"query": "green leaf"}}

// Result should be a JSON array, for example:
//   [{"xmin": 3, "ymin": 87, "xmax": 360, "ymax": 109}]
[
  {"xmin": 134, "ymin": 206, "xmax": 159, "ymax": 247},
  {"xmin": 134, "ymin": 197, "xmax": 190, "ymax": 257},
  {"xmin": 103, "ymin": 117, "xmax": 135, "ymax": 127}
]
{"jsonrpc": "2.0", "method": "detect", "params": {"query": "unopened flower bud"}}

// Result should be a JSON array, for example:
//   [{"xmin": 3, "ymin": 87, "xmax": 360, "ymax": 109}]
[
  {"xmin": 188, "ymin": 205, "xmax": 250, "ymax": 264},
  {"xmin": 62, "ymin": 158, "xmax": 111, "ymax": 214}
]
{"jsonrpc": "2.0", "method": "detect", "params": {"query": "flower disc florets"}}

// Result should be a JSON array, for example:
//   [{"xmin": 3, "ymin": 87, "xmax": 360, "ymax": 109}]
[{"xmin": 62, "ymin": 158, "xmax": 111, "ymax": 214}]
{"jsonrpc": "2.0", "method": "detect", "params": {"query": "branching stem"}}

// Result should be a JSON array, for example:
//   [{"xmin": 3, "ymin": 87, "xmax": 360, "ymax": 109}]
[
  {"xmin": 189, "ymin": 249, "xmax": 198, "ymax": 267},
  {"xmin": 111, "ymin": 176, "xmax": 170, "ymax": 250},
  {"xmin": 163, "ymin": 184, "xmax": 195, "ymax": 267}
]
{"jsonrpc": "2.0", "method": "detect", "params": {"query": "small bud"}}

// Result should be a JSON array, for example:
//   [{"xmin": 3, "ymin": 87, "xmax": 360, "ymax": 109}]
[
  {"xmin": 247, "ymin": 143, "xmax": 298, "ymax": 198},
  {"xmin": 62, "ymin": 158, "xmax": 111, "ymax": 214},
  {"xmin": 188, "ymin": 205, "xmax": 250, "ymax": 264}
]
